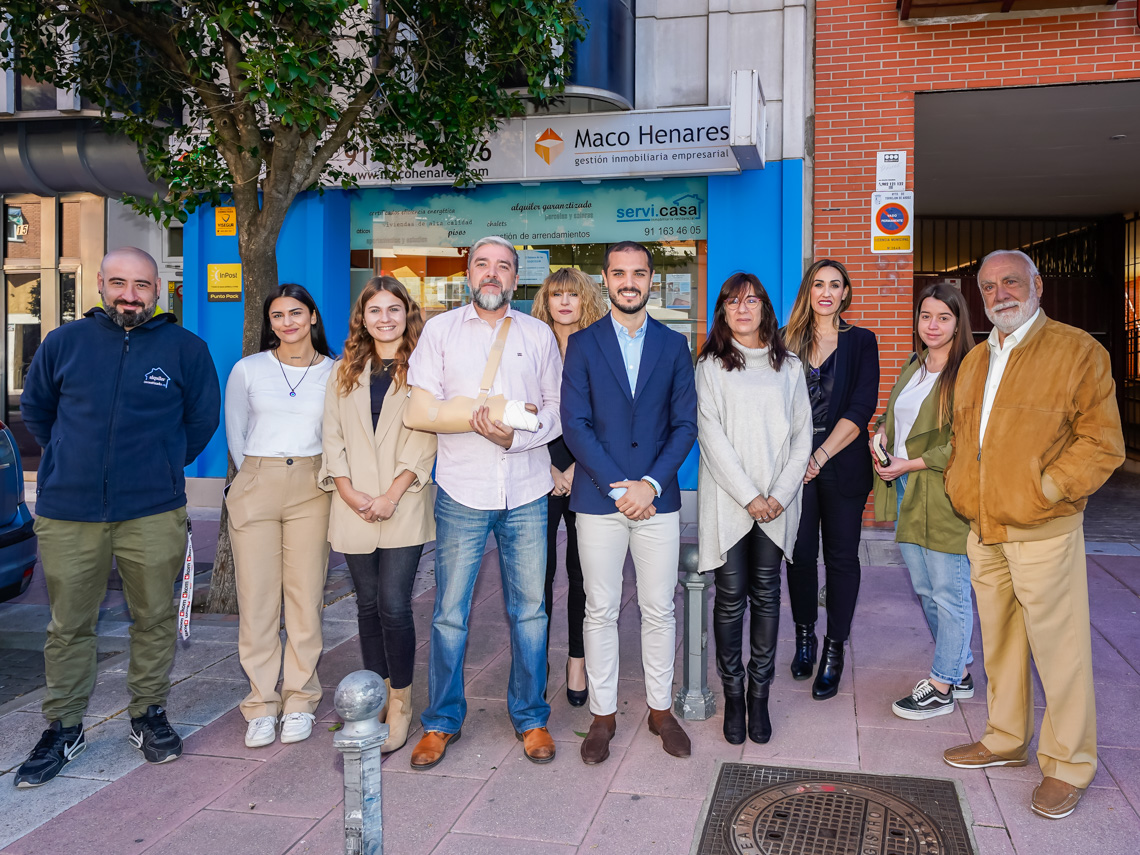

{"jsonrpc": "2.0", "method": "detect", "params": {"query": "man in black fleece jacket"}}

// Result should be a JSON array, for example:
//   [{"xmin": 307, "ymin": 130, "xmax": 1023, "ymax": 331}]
[{"xmin": 13, "ymin": 247, "xmax": 220, "ymax": 788}]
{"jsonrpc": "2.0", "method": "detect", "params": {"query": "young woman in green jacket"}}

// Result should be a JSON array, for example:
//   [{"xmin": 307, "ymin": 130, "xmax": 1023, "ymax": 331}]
[{"xmin": 871, "ymin": 281, "xmax": 975, "ymax": 721}]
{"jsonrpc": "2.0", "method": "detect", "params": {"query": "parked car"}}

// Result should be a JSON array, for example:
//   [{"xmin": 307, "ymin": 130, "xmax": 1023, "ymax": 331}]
[{"xmin": 0, "ymin": 420, "xmax": 37, "ymax": 603}]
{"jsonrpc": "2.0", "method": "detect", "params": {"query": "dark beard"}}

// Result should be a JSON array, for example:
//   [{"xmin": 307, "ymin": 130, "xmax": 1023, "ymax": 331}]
[
  {"xmin": 106, "ymin": 301, "xmax": 158, "ymax": 329},
  {"xmin": 613, "ymin": 290, "xmax": 650, "ymax": 315}
]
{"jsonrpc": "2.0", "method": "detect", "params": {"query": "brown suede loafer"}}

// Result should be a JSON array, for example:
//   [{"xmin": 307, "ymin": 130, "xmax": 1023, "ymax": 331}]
[
  {"xmin": 648, "ymin": 708, "xmax": 691, "ymax": 758},
  {"xmin": 1032, "ymin": 776, "xmax": 1083, "ymax": 819},
  {"xmin": 516, "ymin": 727, "xmax": 556, "ymax": 764},
  {"xmin": 943, "ymin": 741, "xmax": 1027, "ymax": 769},
  {"xmin": 409, "ymin": 729, "xmax": 461, "ymax": 770},
  {"xmin": 580, "ymin": 713, "xmax": 617, "ymax": 765}
]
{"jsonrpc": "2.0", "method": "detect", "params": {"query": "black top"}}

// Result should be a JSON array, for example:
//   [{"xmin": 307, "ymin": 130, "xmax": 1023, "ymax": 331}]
[
  {"xmin": 548, "ymin": 434, "xmax": 575, "ymax": 471},
  {"xmin": 808, "ymin": 350, "xmax": 837, "ymax": 430},
  {"xmin": 370, "ymin": 360, "xmax": 395, "ymax": 430}
]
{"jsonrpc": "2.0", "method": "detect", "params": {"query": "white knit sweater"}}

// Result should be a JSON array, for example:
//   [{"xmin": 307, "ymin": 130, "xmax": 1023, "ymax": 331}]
[{"xmin": 696, "ymin": 342, "xmax": 814, "ymax": 573}]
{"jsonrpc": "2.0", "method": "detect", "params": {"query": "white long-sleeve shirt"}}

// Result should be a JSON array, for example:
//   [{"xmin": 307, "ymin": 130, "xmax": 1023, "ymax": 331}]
[{"xmin": 225, "ymin": 351, "xmax": 334, "ymax": 469}]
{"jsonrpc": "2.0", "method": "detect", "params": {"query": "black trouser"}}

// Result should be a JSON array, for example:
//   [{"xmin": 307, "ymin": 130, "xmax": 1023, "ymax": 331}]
[
  {"xmin": 344, "ymin": 544, "xmax": 424, "ymax": 689},
  {"xmin": 785, "ymin": 456, "xmax": 865, "ymax": 642},
  {"xmin": 713, "ymin": 526, "xmax": 783, "ymax": 695},
  {"xmin": 544, "ymin": 493, "xmax": 585, "ymax": 659}
]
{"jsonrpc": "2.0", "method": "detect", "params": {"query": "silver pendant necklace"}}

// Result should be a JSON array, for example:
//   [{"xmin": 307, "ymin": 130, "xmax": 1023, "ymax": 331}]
[{"xmin": 277, "ymin": 349, "xmax": 318, "ymax": 397}]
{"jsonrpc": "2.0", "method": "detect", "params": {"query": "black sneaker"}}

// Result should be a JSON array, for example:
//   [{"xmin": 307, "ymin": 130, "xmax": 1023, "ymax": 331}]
[
  {"xmin": 891, "ymin": 679, "xmax": 955, "ymax": 720},
  {"xmin": 129, "ymin": 705, "xmax": 183, "ymax": 764},
  {"xmin": 14, "ymin": 721, "xmax": 87, "ymax": 788},
  {"xmin": 952, "ymin": 673, "xmax": 975, "ymax": 699}
]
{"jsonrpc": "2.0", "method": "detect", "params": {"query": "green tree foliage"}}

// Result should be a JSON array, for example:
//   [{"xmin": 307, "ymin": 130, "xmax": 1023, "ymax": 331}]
[{"xmin": 2, "ymin": 0, "xmax": 584, "ymax": 612}]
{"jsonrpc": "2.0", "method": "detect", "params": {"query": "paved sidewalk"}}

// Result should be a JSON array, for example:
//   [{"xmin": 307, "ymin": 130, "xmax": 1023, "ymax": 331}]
[{"xmin": 1, "ymin": 527, "xmax": 1138, "ymax": 854}]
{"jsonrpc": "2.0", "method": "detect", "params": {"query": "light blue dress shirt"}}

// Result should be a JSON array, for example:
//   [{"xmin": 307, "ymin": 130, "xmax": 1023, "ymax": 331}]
[{"xmin": 607, "ymin": 313, "xmax": 661, "ymax": 501}]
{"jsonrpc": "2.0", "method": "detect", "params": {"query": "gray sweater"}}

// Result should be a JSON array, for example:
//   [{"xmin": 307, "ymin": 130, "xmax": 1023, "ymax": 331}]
[{"xmin": 696, "ymin": 342, "xmax": 813, "ymax": 573}]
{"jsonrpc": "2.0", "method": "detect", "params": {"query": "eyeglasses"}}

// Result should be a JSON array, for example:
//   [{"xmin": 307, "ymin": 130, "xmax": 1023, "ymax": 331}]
[{"xmin": 726, "ymin": 296, "xmax": 761, "ymax": 311}]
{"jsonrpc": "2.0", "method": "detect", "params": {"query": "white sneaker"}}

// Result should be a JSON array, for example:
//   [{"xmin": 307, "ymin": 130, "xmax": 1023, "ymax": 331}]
[
  {"xmin": 244, "ymin": 716, "xmax": 278, "ymax": 748},
  {"xmin": 280, "ymin": 712, "xmax": 315, "ymax": 744}
]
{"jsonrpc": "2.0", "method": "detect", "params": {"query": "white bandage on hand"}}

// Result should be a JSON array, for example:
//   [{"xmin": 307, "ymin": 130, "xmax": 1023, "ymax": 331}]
[{"xmin": 502, "ymin": 400, "xmax": 541, "ymax": 432}]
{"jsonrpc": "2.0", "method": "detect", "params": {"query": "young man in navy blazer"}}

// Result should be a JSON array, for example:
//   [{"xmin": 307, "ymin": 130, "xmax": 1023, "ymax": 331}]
[{"xmin": 561, "ymin": 241, "xmax": 698, "ymax": 764}]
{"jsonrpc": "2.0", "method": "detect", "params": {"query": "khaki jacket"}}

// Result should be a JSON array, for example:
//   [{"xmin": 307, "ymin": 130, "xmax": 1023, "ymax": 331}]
[
  {"xmin": 944, "ymin": 312, "xmax": 1125, "ymax": 544},
  {"xmin": 320, "ymin": 360, "xmax": 437, "ymax": 554},
  {"xmin": 873, "ymin": 354, "xmax": 970, "ymax": 554}
]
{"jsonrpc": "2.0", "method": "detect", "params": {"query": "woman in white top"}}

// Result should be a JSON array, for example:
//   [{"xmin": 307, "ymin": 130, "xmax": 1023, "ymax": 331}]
[
  {"xmin": 696, "ymin": 273, "xmax": 813, "ymax": 745},
  {"xmin": 871, "ymin": 282, "xmax": 974, "ymax": 721},
  {"xmin": 225, "ymin": 283, "xmax": 335, "ymax": 749}
]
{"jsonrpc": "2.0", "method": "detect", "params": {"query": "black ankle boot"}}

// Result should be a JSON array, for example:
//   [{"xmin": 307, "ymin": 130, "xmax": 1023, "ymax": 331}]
[
  {"xmin": 812, "ymin": 636, "xmax": 845, "ymax": 700},
  {"xmin": 790, "ymin": 623, "xmax": 817, "ymax": 680},
  {"xmin": 722, "ymin": 692, "xmax": 746, "ymax": 745},
  {"xmin": 747, "ymin": 689, "xmax": 772, "ymax": 744}
]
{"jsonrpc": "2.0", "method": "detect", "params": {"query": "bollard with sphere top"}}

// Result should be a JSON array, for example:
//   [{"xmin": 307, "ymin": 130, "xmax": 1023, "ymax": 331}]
[
  {"xmin": 674, "ymin": 541, "xmax": 716, "ymax": 720},
  {"xmin": 334, "ymin": 670, "xmax": 388, "ymax": 855}
]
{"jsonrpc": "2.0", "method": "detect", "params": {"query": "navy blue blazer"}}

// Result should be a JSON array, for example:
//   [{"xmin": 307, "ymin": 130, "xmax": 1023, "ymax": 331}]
[
  {"xmin": 561, "ymin": 316, "xmax": 698, "ymax": 515},
  {"xmin": 817, "ymin": 322, "xmax": 880, "ymax": 498}
]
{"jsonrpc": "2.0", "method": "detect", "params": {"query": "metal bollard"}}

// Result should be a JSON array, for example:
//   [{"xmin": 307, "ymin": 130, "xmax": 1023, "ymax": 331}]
[
  {"xmin": 673, "ymin": 541, "xmax": 716, "ymax": 720},
  {"xmin": 334, "ymin": 670, "xmax": 389, "ymax": 855}
]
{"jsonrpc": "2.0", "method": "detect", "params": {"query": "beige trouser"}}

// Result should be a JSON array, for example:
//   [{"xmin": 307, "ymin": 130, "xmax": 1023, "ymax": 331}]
[
  {"xmin": 577, "ymin": 511, "xmax": 680, "ymax": 716},
  {"xmin": 967, "ymin": 527, "xmax": 1097, "ymax": 788},
  {"xmin": 227, "ymin": 456, "xmax": 331, "ymax": 720}
]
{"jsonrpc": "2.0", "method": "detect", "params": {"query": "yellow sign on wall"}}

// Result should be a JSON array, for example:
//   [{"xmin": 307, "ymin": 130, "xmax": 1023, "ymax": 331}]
[
  {"xmin": 215, "ymin": 207, "xmax": 237, "ymax": 236},
  {"xmin": 207, "ymin": 263, "xmax": 242, "ymax": 302}
]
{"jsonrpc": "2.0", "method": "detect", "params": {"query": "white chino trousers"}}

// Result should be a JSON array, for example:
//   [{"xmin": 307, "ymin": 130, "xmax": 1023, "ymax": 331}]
[{"xmin": 576, "ymin": 511, "xmax": 680, "ymax": 715}]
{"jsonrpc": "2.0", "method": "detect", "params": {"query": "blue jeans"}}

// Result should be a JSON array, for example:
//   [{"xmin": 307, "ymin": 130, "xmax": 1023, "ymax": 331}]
[
  {"xmin": 896, "ymin": 473, "xmax": 974, "ymax": 685},
  {"xmin": 421, "ymin": 489, "xmax": 550, "ymax": 734}
]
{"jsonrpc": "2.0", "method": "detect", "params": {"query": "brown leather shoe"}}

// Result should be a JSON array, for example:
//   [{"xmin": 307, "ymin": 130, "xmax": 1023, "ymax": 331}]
[
  {"xmin": 580, "ymin": 713, "xmax": 616, "ymax": 765},
  {"xmin": 409, "ymin": 729, "xmax": 461, "ymax": 770},
  {"xmin": 648, "ymin": 708, "xmax": 691, "ymax": 758},
  {"xmin": 943, "ymin": 741, "xmax": 1027, "ymax": 769},
  {"xmin": 1032, "ymin": 776, "xmax": 1083, "ymax": 819},
  {"xmin": 516, "ymin": 727, "xmax": 556, "ymax": 764}
]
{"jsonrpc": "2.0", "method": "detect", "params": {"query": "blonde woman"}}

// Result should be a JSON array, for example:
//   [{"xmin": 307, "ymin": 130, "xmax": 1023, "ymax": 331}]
[
  {"xmin": 321, "ymin": 277, "xmax": 437, "ymax": 753},
  {"xmin": 782, "ymin": 259, "xmax": 879, "ymax": 700},
  {"xmin": 531, "ymin": 267, "xmax": 606, "ymax": 706}
]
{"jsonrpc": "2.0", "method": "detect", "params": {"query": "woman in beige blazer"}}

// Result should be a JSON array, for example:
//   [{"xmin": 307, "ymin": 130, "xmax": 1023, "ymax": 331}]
[{"xmin": 321, "ymin": 276, "xmax": 437, "ymax": 753}]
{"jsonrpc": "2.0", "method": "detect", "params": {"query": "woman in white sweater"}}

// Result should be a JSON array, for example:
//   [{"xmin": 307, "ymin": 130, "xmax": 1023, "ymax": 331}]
[
  {"xmin": 697, "ymin": 273, "xmax": 813, "ymax": 745},
  {"xmin": 225, "ymin": 283, "xmax": 335, "ymax": 749}
]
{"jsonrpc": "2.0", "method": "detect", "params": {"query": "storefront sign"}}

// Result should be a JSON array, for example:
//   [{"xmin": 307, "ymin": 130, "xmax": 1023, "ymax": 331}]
[
  {"xmin": 517, "ymin": 250, "xmax": 551, "ymax": 285},
  {"xmin": 350, "ymin": 177, "xmax": 708, "ymax": 251},
  {"xmin": 214, "ymin": 207, "xmax": 237, "ymax": 236},
  {"xmin": 871, "ymin": 191, "xmax": 914, "ymax": 254},
  {"xmin": 331, "ymin": 105, "xmax": 761, "ymax": 186},
  {"xmin": 206, "ymin": 263, "xmax": 242, "ymax": 301}
]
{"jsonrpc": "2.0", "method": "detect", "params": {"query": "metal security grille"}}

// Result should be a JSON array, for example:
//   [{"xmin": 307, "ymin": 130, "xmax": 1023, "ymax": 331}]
[
  {"xmin": 695, "ymin": 764, "xmax": 972, "ymax": 855},
  {"xmin": 1125, "ymin": 214, "xmax": 1140, "ymax": 454}
]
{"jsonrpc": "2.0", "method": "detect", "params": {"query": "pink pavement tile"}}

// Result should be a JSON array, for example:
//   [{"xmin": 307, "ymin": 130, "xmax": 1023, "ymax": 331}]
[
  {"xmin": 1091, "ymin": 631, "xmax": 1140, "ymax": 686},
  {"xmin": 740, "ymin": 688, "xmax": 860, "ymax": 767},
  {"xmin": 452, "ymin": 743, "xmax": 626, "ymax": 844},
  {"xmin": 283, "ymin": 807, "xmax": 344, "ymax": 855},
  {"xmin": 182, "ymin": 707, "xmax": 288, "ymax": 761},
  {"xmin": 398, "ymin": 698, "xmax": 519, "ymax": 780},
  {"xmin": 578, "ymin": 792, "xmax": 705, "ymax": 855},
  {"xmin": 988, "ymin": 778, "xmax": 1140, "ymax": 852},
  {"xmin": 430, "ymin": 833, "xmax": 579, "ymax": 855},
  {"xmin": 544, "ymin": 678, "xmax": 649, "ymax": 750},
  {"xmin": 608, "ymin": 710, "xmax": 742, "ymax": 800},
  {"xmin": 856, "ymin": 725, "xmax": 1004, "ymax": 827},
  {"xmin": 1094, "ymin": 618, "xmax": 1140, "ymax": 674},
  {"xmin": 139, "ymin": 810, "xmax": 315, "ymax": 855},
  {"xmin": 377, "ymin": 769, "xmax": 483, "ymax": 855},
  {"xmin": 0, "ymin": 755, "xmax": 258, "ymax": 855},
  {"xmin": 315, "ymin": 639, "xmax": 365, "ymax": 689},
  {"xmin": 1092, "ymin": 674, "xmax": 1140, "ymax": 749},
  {"xmin": 1100, "ymin": 748, "xmax": 1140, "ymax": 815},
  {"xmin": 971, "ymin": 824, "xmax": 1017, "ymax": 855},
  {"xmin": 206, "ymin": 724, "xmax": 345, "ymax": 818},
  {"xmin": 848, "ymin": 623, "xmax": 941, "ymax": 673},
  {"xmin": 851, "ymin": 666, "xmax": 973, "ymax": 737}
]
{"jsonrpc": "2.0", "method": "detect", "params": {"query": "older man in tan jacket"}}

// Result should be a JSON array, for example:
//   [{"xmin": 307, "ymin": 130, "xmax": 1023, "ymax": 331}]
[{"xmin": 942, "ymin": 249, "xmax": 1125, "ymax": 820}]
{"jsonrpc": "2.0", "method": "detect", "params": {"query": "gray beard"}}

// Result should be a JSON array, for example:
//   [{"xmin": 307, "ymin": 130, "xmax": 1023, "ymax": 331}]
[
  {"xmin": 472, "ymin": 287, "xmax": 510, "ymax": 312},
  {"xmin": 105, "ymin": 302, "xmax": 158, "ymax": 329},
  {"xmin": 984, "ymin": 293, "xmax": 1039, "ymax": 334}
]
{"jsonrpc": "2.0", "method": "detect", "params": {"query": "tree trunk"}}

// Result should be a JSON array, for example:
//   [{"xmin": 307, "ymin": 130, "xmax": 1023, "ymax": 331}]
[{"xmin": 205, "ymin": 219, "xmax": 282, "ymax": 614}]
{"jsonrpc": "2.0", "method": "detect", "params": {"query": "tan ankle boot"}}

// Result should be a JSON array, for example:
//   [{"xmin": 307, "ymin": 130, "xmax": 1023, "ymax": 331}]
[
  {"xmin": 382, "ymin": 685, "xmax": 413, "ymax": 753},
  {"xmin": 378, "ymin": 678, "xmax": 391, "ymax": 724}
]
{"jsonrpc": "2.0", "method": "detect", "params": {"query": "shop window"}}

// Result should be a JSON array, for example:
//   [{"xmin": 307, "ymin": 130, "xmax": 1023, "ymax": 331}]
[
  {"xmin": 165, "ymin": 223, "xmax": 184, "ymax": 261},
  {"xmin": 60, "ymin": 272, "xmax": 77, "ymax": 324},
  {"xmin": 5, "ymin": 204, "xmax": 40, "ymax": 258},
  {"xmin": 6, "ymin": 272, "xmax": 41, "ymax": 398},
  {"xmin": 16, "ymin": 75, "xmax": 56, "ymax": 111}
]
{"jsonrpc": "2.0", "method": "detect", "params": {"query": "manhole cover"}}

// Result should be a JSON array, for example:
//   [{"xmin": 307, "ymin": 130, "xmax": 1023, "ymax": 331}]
[{"xmin": 696, "ymin": 764, "xmax": 973, "ymax": 855}]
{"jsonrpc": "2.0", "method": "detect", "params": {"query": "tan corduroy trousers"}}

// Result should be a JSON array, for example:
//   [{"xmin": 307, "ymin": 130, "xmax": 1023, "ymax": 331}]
[
  {"xmin": 967, "ymin": 527, "xmax": 1097, "ymax": 788},
  {"xmin": 227, "ymin": 455, "xmax": 331, "ymax": 720}
]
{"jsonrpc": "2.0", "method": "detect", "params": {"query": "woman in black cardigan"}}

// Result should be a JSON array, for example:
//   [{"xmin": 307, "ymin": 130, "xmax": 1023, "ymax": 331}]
[{"xmin": 782, "ymin": 259, "xmax": 879, "ymax": 700}]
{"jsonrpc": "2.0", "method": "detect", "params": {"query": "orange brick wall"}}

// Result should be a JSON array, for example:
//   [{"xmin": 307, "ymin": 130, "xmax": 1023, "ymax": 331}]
[{"xmin": 813, "ymin": 1, "xmax": 1140, "ymax": 520}]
